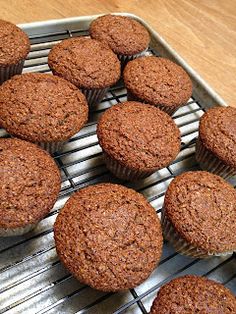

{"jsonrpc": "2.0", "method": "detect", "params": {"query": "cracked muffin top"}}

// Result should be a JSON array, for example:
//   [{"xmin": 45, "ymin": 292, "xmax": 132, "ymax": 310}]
[
  {"xmin": 54, "ymin": 183, "xmax": 163, "ymax": 291},
  {"xmin": 199, "ymin": 106, "xmax": 236, "ymax": 169},
  {"xmin": 124, "ymin": 56, "xmax": 192, "ymax": 109},
  {"xmin": 0, "ymin": 73, "xmax": 88, "ymax": 142},
  {"xmin": 150, "ymin": 275, "xmax": 236, "ymax": 313},
  {"xmin": 48, "ymin": 37, "xmax": 121, "ymax": 89},
  {"xmin": 97, "ymin": 101, "xmax": 181, "ymax": 171},
  {"xmin": 89, "ymin": 14, "xmax": 150, "ymax": 55},
  {"xmin": 164, "ymin": 171, "xmax": 236, "ymax": 254},
  {"xmin": 0, "ymin": 19, "xmax": 30, "ymax": 66},
  {"xmin": 0, "ymin": 138, "xmax": 60, "ymax": 229}
]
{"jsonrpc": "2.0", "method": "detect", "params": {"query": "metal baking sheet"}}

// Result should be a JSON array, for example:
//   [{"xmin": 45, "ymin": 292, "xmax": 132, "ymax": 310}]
[{"xmin": 0, "ymin": 13, "xmax": 235, "ymax": 314}]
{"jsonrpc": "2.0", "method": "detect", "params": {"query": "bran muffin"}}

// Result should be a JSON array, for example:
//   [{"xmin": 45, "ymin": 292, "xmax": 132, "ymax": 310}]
[
  {"xmin": 150, "ymin": 275, "xmax": 236, "ymax": 313},
  {"xmin": 0, "ymin": 73, "xmax": 88, "ymax": 154},
  {"xmin": 123, "ymin": 56, "xmax": 192, "ymax": 115},
  {"xmin": 196, "ymin": 106, "xmax": 236, "ymax": 179},
  {"xmin": 97, "ymin": 101, "xmax": 181, "ymax": 181},
  {"xmin": 54, "ymin": 183, "xmax": 163, "ymax": 291},
  {"xmin": 0, "ymin": 138, "xmax": 61, "ymax": 236},
  {"xmin": 0, "ymin": 19, "xmax": 30, "ymax": 84},
  {"xmin": 89, "ymin": 14, "xmax": 150, "ymax": 68},
  {"xmin": 162, "ymin": 171, "xmax": 236, "ymax": 258},
  {"xmin": 48, "ymin": 37, "xmax": 121, "ymax": 107}
]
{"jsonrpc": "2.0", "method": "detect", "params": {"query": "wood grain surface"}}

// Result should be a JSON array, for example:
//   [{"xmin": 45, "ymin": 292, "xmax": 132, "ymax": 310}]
[{"xmin": 0, "ymin": 0, "xmax": 235, "ymax": 106}]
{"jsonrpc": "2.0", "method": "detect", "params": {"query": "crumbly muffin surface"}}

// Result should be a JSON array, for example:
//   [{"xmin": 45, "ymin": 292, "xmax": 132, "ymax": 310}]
[
  {"xmin": 0, "ymin": 73, "xmax": 88, "ymax": 142},
  {"xmin": 0, "ymin": 138, "xmax": 60, "ymax": 228},
  {"xmin": 164, "ymin": 171, "xmax": 236, "ymax": 253},
  {"xmin": 0, "ymin": 19, "xmax": 30, "ymax": 66},
  {"xmin": 199, "ymin": 106, "xmax": 236, "ymax": 169},
  {"xmin": 97, "ymin": 101, "xmax": 181, "ymax": 170},
  {"xmin": 124, "ymin": 56, "xmax": 192, "ymax": 109},
  {"xmin": 48, "ymin": 37, "xmax": 121, "ymax": 89},
  {"xmin": 150, "ymin": 275, "xmax": 236, "ymax": 313},
  {"xmin": 90, "ymin": 14, "xmax": 150, "ymax": 55},
  {"xmin": 54, "ymin": 183, "xmax": 163, "ymax": 291}
]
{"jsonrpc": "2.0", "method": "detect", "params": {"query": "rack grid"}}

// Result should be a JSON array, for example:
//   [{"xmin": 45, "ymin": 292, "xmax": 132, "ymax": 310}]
[{"xmin": 0, "ymin": 16, "xmax": 235, "ymax": 314}]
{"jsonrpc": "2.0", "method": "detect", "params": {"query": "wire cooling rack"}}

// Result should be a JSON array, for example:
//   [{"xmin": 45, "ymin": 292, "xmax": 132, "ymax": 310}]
[{"xmin": 0, "ymin": 15, "xmax": 235, "ymax": 314}]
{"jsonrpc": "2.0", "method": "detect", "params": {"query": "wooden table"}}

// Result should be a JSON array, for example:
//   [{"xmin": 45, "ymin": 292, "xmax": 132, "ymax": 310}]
[{"xmin": 0, "ymin": 0, "xmax": 235, "ymax": 106}]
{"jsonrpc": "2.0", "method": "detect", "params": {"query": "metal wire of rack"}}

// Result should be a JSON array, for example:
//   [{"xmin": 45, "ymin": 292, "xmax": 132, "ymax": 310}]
[{"xmin": 0, "ymin": 23, "xmax": 235, "ymax": 314}]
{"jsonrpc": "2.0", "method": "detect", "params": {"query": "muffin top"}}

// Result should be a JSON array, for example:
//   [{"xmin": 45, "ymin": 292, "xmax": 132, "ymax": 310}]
[
  {"xmin": 48, "ymin": 37, "xmax": 121, "ymax": 89},
  {"xmin": 0, "ymin": 138, "xmax": 60, "ymax": 229},
  {"xmin": 124, "ymin": 56, "xmax": 192, "ymax": 109},
  {"xmin": 150, "ymin": 275, "xmax": 236, "ymax": 313},
  {"xmin": 89, "ymin": 14, "xmax": 150, "ymax": 55},
  {"xmin": 0, "ymin": 73, "xmax": 88, "ymax": 142},
  {"xmin": 164, "ymin": 171, "xmax": 236, "ymax": 253},
  {"xmin": 54, "ymin": 183, "xmax": 163, "ymax": 292},
  {"xmin": 0, "ymin": 19, "xmax": 30, "ymax": 66},
  {"xmin": 97, "ymin": 101, "xmax": 181, "ymax": 171},
  {"xmin": 199, "ymin": 106, "xmax": 236, "ymax": 169}
]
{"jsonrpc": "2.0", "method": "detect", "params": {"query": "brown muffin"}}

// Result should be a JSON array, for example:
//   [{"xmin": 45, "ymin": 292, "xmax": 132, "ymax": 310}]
[
  {"xmin": 162, "ymin": 171, "xmax": 236, "ymax": 258},
  {"xmin": 123, "ymin": 56, "xmax": 192, "ymax": 115},
  {"xmin": 150, "ymin": 275, "xmax": 236, "ymax": 313},
  {"xmin": 0, "ymin": 138, "xmax": 61, "ymax": 236},
  {"xmin": 196, "ymin": 106, "xmax": 236, "ymax": 179},
  {"xmin": 0, "ymin": 19, "xmax": 30, "ymax": 84},
  {"xmin": 89, "ymin": 15, "xmax": 150, "ymax": 67},
  {"xmin": 0, "ymin": 73, "xmax": 88, "ymax": 153},
  {"xmin": 97, "ymin": 101, "xmax": 181, "ymax": 180},
  {"xmin": 54, "ymin": 183, "xmax": 163, "ymax": 292},
  {"xmin": 48, "ymin": 37, "xmax": 121, "ymax": 106}
]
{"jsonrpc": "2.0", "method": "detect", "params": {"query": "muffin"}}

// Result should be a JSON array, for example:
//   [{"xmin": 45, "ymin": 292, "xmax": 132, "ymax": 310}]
[
  {"xmin": 196, "ymin": 106, "xmax": 236, "ymax": 179},
  {"xmin": 0, "ymin": 73, "xmax": 88, "ymax": 154},
  {"xmin": 0, "ymin": 19, "xmax": 30, "ymax": 84},
  {"xmin": 0, "ymin": 138, "xmax": 60, "ymax": 236},
  {"xmin": 123, "ymin": 56, "xmax": 192, "ymax": 115},
  {"xmin": 162, "ymin": 171, "xmax": 236, "ymax": 258},
  {"xmin": 97, "ymin": 101, "xmax": 181, "ymax": 181},
  {"xmin": 48, "ymin": 37, "xmax": 121, "ymax": 107},
  {"xmin": 89, "ymin": 14, "xmax": 150, "ymax": 68},
  {"xmin": 150, "ymin": 275, "xmax": 236, "ymax": 313},
  {"xmin": 54, "ymin": 183, "xmax": 163, "ymax": 291}
]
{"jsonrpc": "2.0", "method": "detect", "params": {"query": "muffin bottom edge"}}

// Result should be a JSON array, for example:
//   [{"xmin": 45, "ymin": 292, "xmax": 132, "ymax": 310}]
[
  {"xmin": 103, "ymin": 151, "xmax": 155, "ymax": 181},
  {"xmin": 195, "ymin": 137, "xmax": 236, "ymax": 179},
  {"xmin": 161, "ymin": 208, "xmax": 234, "ymax": 258}
]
